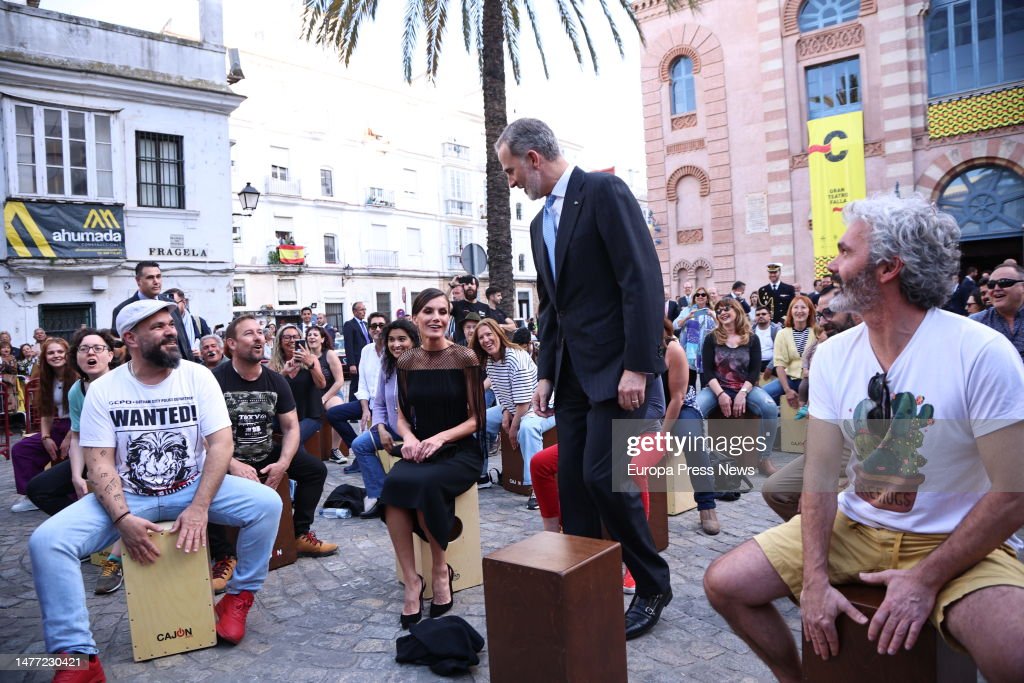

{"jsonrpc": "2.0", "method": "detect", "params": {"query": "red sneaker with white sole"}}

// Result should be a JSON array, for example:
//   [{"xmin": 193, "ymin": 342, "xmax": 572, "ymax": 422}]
[
  {"xmin": 214, "ymin": 590, "xmax": 254, "ymax": 644},
  {"xmin": 623, "ymin": 568, "xmax": 636, "ymax": 595},
  {"xmin": 52, "ymin": 654, "xmax": 105, "ymax": 683}
]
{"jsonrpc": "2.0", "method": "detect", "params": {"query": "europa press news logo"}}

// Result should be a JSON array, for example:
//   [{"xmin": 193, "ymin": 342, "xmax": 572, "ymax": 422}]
[{"xmin": 155, "ymin": 626, "xmax": 194, "ymax": 642}]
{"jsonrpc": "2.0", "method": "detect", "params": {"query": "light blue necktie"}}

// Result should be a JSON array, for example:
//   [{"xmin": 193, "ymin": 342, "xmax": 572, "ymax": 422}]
[{"xmin": 543, "ymin": 194, "xmax": 558, "ymax": 279}]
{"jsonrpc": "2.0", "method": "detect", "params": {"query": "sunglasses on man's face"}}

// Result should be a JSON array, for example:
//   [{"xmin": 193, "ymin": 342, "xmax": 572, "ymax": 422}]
[{"xmin": 986, "ymin": 278, "xmax": 1024, "ymax": 290}]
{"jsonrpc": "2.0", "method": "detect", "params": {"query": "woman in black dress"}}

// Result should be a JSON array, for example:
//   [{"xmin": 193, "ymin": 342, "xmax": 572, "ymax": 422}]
[{"xmin": 380, "ymin": 289, "xmax": 485, "ymax": 628}]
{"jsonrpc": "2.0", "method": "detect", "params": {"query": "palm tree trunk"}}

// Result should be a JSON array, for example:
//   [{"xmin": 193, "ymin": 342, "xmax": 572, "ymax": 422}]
[{"xmin": 481, "ymin": 0, "xmax": 514, "ymax": 319}]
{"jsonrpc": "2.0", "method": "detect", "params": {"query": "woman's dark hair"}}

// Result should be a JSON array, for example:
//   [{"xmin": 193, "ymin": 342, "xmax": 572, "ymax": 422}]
[
  {"xmin": 69, "ymin": 328, "xmax": 119, "ymax": 388},
  {"xmin": 411, "ymin": 288, "xmax": 448, "ymax": 316},
  {"xmin": 305, "ymin": 325, "xmax": 329, "ymax": 353},
  {"xmin": 381, "ymin": 319, "xmax": 420, "ymax": 379}
]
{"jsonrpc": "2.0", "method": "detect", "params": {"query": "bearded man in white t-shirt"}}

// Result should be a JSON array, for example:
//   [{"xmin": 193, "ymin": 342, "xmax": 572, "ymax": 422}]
[
  {"xmin": 28, "ymin": 300, "xmax": 282, "ymax": 680},
  {"xmin": 703, "ymin": 195, "xmax": 1024, "ymax": 682}
]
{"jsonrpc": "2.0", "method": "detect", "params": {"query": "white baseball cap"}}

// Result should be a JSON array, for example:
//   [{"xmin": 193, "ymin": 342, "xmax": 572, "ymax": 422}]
[{"xmin": 116, "ymin": 299, "xmax": 176, "ymax": 337}]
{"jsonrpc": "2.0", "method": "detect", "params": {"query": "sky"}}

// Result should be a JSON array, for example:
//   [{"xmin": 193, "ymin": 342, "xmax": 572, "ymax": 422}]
[{"xmin": 40, "ymin": 0, "xmax": 650, "ymax": 193}]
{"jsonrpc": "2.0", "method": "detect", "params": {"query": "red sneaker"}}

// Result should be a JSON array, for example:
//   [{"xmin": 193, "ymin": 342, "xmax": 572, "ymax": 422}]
[
  {"xmin": 214, "ymin": 590, "xmax": 254, "ymax": 644},
  {"xmin": 623, "ymin": 568, "xmax": 636, "ymax": 595},
  {"xmin": 52, "ymin": 654, "xmax": 105, "ymax": 682}
]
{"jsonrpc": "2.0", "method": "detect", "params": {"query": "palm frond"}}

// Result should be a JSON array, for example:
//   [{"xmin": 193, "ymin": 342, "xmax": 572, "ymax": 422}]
[
  {"xmin": 568, "ymin": 0, "xmax": 599, "ymax": 73},
  {"xmin": 521, "ymin": 0, "xmax": 550, "ymax": 79},
  {"xmin": 613, "ymin": 0, "xmax": 647, "ymax": 47},
  {"xmin": 595, "ymin": 0, "xmax": 625, "ymax": 57},
  {"xmin": 460, "ymin": 0, "xmax": 472, "ymax": 53},
  {"xmin": 422, "ymin": 0, "xmax": 449, "ymax": 82},
  {"xmin": 503, "ymin": 1, "xmax": 522, "ymax": 84},
  {"xmin": 554, "ymin": 0, "xmax": 583, "ymax": 66},
  {"xmin": 402, "ymin": 2, "xmax": 421, "ymax": 82}
]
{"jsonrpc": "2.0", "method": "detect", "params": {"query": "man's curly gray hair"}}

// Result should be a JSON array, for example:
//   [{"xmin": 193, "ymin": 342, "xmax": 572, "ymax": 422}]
[{"xmin": 843, "ymin": 194, "xmax": 961, "ymax": 310}]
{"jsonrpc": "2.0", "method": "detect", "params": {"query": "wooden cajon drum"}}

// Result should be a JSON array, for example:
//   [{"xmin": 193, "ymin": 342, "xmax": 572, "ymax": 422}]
[
  {"xmin": 122, "ymin": 522, "xmax": 216, "ymax": 661},
  {"xmin": 484, "ymin": 532, "xmax": 627, "ymax": 683},
  {"xmin": 666, "ymin": 469, "xmax": 698, "ymax": 516},
  {"xmin": 780, "ymin": 400, "xmax": 807, "ymax": 454},
  {"xmin": 801, "ymin": 585, "xmax": 976, "ymax": 682},
  {"xmin": 396, "ymin": 484, "xmax": 483, "ymax": 599},
  {"xmin": 499, "ymin": 424, "xmax": 557, "ymax": 495},
  {"xmin": 648, "ymin": 490, "xmax": 669, "ymax": 551},
  {"xmin": 224, "ymin": 476, "xmax": 297, "ymax": 571}
]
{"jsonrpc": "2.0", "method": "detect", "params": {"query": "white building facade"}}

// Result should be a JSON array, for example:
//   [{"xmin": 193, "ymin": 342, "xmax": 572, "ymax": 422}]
[
  {"xmin": 0, "ymin": 0, "xmax": 243, "ymax": 341},
  {"xmin": 223, "ymin": 0, "xmax": 543, "ymax": 331}
]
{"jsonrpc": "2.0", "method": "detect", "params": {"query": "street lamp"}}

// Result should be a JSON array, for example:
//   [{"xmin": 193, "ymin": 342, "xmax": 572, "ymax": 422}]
[
  {"xmin": 342, "ymin": 263, "xmax": 354, "ymax": 286},
  {"xmin": 236, "ymin": 182, "xmax": 260, "ymax": 215}
]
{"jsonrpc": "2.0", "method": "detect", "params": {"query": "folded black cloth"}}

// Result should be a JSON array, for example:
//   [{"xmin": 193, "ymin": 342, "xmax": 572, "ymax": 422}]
[
  {"xmin": 323, "ymin": 483, "xmax": 365, "ymax": 513},
  {"xmin": 395, "ymin": 615, "xmax": 485, "ymax": 677}
]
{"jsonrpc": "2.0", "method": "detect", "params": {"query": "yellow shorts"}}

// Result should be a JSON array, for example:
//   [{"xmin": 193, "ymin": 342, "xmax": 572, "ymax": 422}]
[{"xmin": 755, "ymin": 511, "xmax": 1024, "ymax": 647}]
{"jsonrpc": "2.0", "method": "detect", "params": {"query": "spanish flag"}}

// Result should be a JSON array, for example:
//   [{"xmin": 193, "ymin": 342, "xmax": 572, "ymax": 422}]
[{"xmin": 278, "ymin": 245, "xmax": 305, "ymax": 264}]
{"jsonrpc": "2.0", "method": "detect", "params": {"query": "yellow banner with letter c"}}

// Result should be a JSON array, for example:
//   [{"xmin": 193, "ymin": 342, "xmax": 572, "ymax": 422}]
[{"xmin": 807, "ymin": 111, "xmax": 866, "ymax": 278}]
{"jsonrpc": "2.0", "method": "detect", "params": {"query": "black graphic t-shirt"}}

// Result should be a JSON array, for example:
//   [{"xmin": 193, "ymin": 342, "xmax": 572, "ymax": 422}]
[
  {"xmin": 212, "ymin": 363, "xmax": 296, "ymax": 465},
  {"xmin": 79, "ymin": 362, "xmax": 231, "ymax": 496}
]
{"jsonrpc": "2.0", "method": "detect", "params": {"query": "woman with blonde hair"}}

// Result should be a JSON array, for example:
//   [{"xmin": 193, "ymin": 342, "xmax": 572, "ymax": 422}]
[
  {"xmin": 10, "ymin": 337, "xmax": 78, "ymax": 512},
  {"xmin": 694, "ymin": 298, "xmax": 779, "ymax": 474},
  {"xmin": 270, "ymin": 324, "xmax": 326, "ymax": 443}
]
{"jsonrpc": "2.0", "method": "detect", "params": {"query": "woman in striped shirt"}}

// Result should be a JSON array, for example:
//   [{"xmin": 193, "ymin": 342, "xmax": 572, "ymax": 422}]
[{"xmin": 471, "ymin": 319, "xmax": 556, "ymax": 510}]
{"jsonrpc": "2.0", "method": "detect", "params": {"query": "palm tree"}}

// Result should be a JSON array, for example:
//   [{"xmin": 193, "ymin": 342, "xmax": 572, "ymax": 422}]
[{"xmin": 301, "ymin": 0, "xmax": 695, "ymax": 316}]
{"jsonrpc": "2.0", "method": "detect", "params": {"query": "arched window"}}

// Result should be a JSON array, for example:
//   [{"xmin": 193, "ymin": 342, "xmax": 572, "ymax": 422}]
[
  {"xmin": 670, "ymin": 57, "xmax": 696, "ymax": 116},
  {"xmin": 937, "ymin": 164, "xmax": 1024, "ymax": 241},
  {"xmin": 799, "ymin": 0, "xmax": 860, "ymax": 31},
  {"xmin": 926, "ymin": 0, "xmax": 1024, "ymax": 98}
]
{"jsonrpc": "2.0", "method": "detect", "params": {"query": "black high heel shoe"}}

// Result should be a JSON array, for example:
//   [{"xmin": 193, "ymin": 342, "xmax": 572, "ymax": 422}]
[
  {"xmin": 400, "ymin": 574, "xmax": 425, "ymax": 629},
  {"xmin": 429, "ymin": 565, "xmax": 455, "ymax": 618}
]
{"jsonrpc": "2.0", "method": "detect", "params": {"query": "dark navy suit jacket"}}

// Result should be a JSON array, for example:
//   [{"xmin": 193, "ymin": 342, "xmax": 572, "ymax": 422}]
[{"xmin": 530, "ymin": 167, "xmax": 665, "ymax": 403}]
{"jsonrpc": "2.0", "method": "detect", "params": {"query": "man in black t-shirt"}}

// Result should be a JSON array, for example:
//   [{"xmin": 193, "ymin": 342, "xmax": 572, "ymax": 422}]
[
  {"xmin": 208, "ymin": 315, "xmax": 338, "ymax": 591},
  {"xmin": 485, "ymin": 286, "xmax": 519, "ymax": 334},
  {"xmin": 451, "ymin": 275, "xmax": 490, "ymax": 343}
]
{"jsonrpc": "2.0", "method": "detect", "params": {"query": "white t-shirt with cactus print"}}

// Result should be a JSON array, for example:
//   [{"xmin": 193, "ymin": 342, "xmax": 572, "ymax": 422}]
[{"xmin": 809, "ymin": 308, "xmax": 1024, "ymax": 534}]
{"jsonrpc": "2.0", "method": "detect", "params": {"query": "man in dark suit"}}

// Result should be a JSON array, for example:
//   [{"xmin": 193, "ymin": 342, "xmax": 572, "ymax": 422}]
[
  {"xmin": 342, "ymin": 302, "xmax": 370, "ymax": 401},
  {"xmin": 110, "ymin": 261, "xmax": 191, "ymax": 360},
  {"xmin": 497, "ymin": 118, "xmax": 672, "ymax": 640},
  {"xmin": 757, "ymin": 263, "xmax": 796, "ymax": 324},
  {"xmin": 664, "ymin": 296, "xmax": 681, "ymax": 323}
]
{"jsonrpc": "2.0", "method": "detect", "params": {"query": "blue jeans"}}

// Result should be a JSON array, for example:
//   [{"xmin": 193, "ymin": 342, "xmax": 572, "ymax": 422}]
[
  {"xmin": 671, "ymin": 406, "xmax": 717, "ymax": 510},
  {"xmin": 351, "ymin": 425, "xmax": 400, "ymax": 498},
  {"xmin": 325, "ymin": 400, "xmax": 361, "ymax": 446},
  {"xmin": 28, "ymin": 475, "xmax": 281, "ymax": 655},
  {"xmin": 763, "ymin": 376, "xmax": 802, "ymax": 404},
  {"xmin": 484, "ymin": 405, "xmax": 556, "ymax": 485},
  {"xmin": 695, "ymin": 385, "xmax": 778, "ymax": 458}
]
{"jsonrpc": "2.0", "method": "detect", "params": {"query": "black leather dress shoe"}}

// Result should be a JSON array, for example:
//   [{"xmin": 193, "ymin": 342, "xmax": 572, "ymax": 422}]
[
  {"xmin": 359, "ymin": 501, "xmax": 382, "ymax": 519},
  {"xmin": 624, "ymin": 589, "xmax": 672, "ymax": 640}
]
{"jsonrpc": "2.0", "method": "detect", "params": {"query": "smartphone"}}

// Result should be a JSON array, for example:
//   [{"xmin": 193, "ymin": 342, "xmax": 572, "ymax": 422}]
[{"xmin": 295, "ymin": 340, "xmax": 307, "ymax": 350}]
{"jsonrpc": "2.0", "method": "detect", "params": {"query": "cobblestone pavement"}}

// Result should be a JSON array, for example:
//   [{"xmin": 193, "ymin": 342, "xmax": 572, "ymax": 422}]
[{"xmin": 1, "ymin": 440, "xmax": 805, "ymax": 682}]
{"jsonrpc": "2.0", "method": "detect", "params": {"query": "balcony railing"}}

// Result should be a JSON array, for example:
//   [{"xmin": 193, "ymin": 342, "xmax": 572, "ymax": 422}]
[
  {"xmin": 442, "ymin": 142, "xmax": 470, "ymax": 160},
  {"xmin": 445, "ymin": 199, "xmax": 473, "ymax": 216},
  {"xmin": 265, "ymin": 176, "xmax": 302, "ymax": 196},
  {"xmin": 365, "ymin": 249, "xmax": 399, "ymax": 269},
  {"xmin": 365, "ymin": 188, "xmax": 396, "ymax": 208},
  {"xmin": 446, "ymin": 254, "xmax": 463, "ymax": 271}
]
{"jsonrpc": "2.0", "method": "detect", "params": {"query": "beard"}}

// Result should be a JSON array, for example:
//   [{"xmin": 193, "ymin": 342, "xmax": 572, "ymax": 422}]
[
  {"xmin": 140, "ymin": 336, "xmax": 181, "ymax": 369},
  {"xmin": 830, "ymin": 266, "xmax": 881, "ymax": 315}
]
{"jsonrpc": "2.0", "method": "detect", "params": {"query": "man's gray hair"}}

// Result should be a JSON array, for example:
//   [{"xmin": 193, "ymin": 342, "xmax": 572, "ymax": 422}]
[
  {"xmin": 843, "ymin": 194, "xmax": 960, "ymax": 310},
  {"xmin": 495, "ymin": 118, "xmax": 561, "ymax": 161},
  {"xmin": 199, "ymin": 334, "xmax": 223, "ymax": 348}
]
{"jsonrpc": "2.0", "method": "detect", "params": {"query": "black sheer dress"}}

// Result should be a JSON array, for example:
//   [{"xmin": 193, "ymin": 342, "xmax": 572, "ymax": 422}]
[{"xmin": 379, "ymin": 344, "xmax": 485, "ymax": 549}]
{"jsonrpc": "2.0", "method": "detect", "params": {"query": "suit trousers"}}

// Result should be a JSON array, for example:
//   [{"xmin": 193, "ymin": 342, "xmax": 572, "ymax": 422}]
[{"xmin": 554, "ymin": 353, "xmax": 671, "ymax": 596}]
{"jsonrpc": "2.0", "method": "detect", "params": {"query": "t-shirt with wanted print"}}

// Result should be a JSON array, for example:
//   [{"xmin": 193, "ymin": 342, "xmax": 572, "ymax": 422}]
[
  {"xmin": 79, "ymin": 361, "xmax": 231, "ymax": 496},
  {"xmin": 212, "ymin": 362, "xmax": 296, "ymax": 466}
]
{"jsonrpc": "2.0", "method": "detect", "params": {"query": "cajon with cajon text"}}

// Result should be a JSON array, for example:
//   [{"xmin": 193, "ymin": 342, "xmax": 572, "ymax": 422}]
[
  {"xmin": 500, "ymin": 425, "xmax": 558, "ymax": 496},
  {"xmin": 484, "ymin": 532, "xmax": 627, "ymax": 683},
  {"xmin": 122, "ymin": 521, "xmax": 217, "ymax": 661},
  {"xmin": 395, "ymin": 482, "xmax": 483, "ymax": 599},
  {"xmin": 780, "ymin": 400, "xmax": 807, "ymax": 454}
]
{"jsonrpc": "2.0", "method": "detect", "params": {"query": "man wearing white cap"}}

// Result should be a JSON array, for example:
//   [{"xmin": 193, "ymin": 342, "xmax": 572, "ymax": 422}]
[
  {"xmin": 29, "ymin": 300, "xmax": 282, "ymax": 680},
  {"xmin": 758, "ymin": 263, "xmax": 796, "ymax": 325}
]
